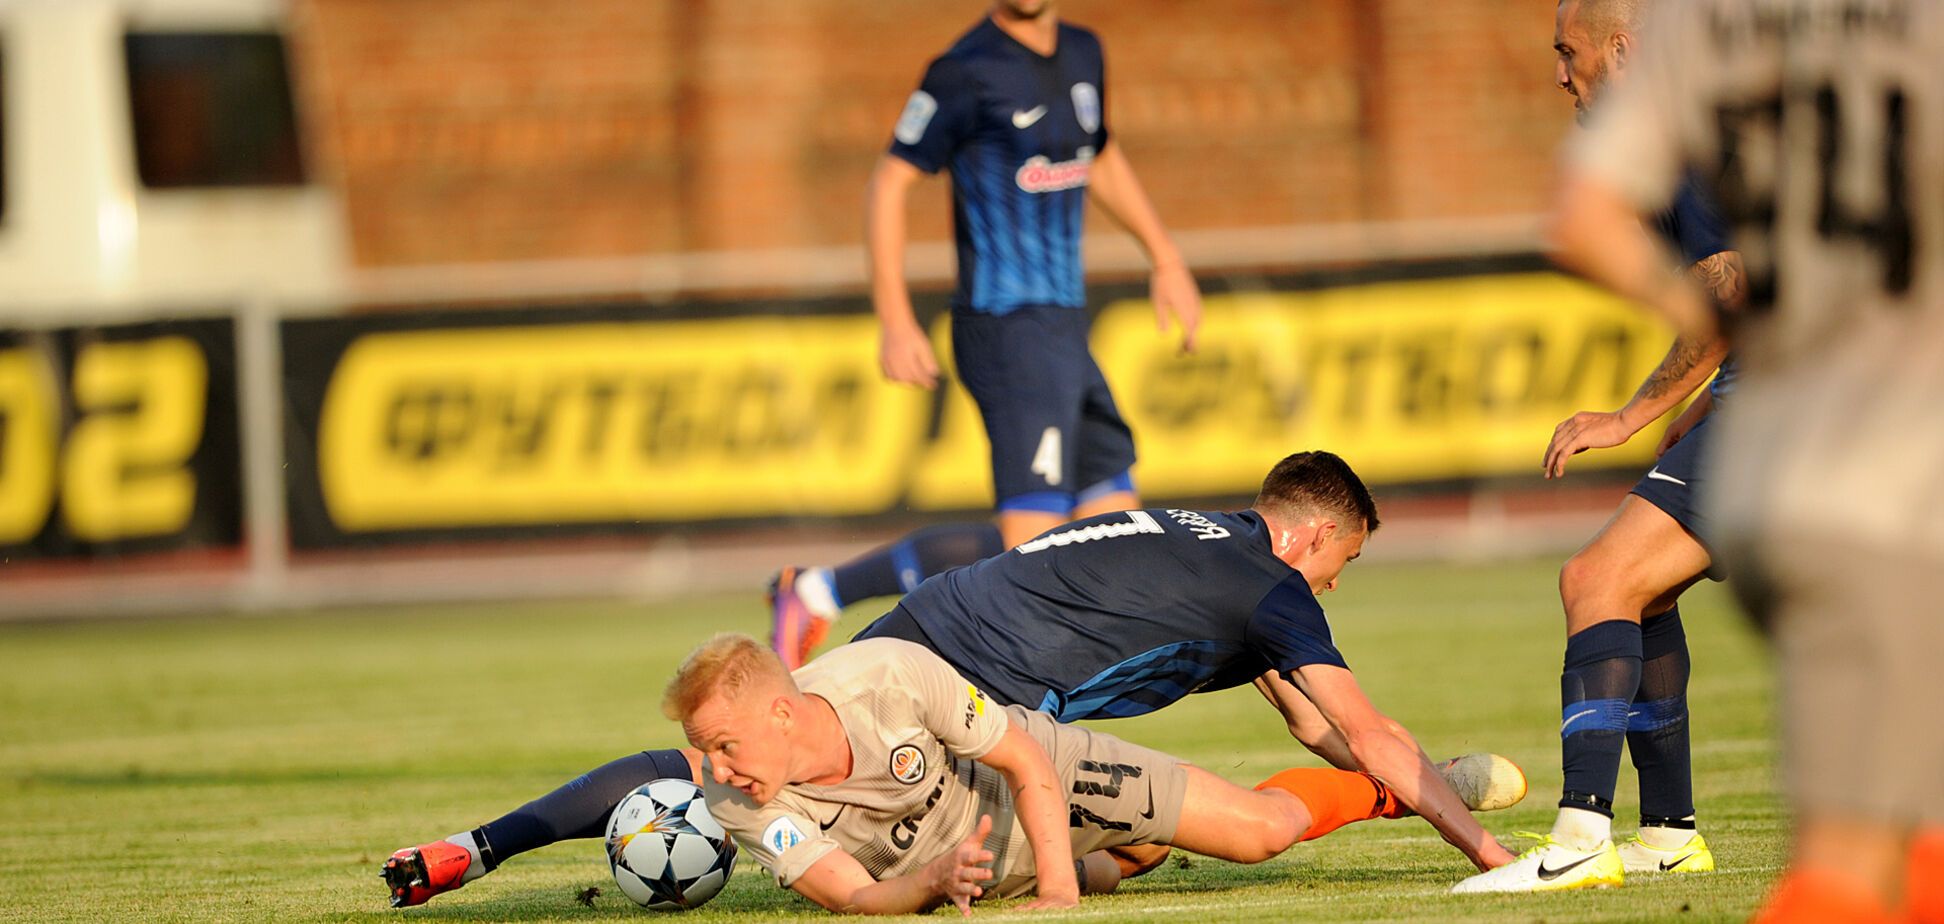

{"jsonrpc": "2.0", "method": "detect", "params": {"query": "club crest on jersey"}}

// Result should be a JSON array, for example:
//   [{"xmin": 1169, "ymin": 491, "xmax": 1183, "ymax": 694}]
[
  {"xmin": 763, "ymin": 816, "xmax": 805, "ymax": 856},
  {"xmin": 1071, "ymin": 82, "xmax": 1100, "ymax": 134},
  {"xmin": 1016, "ymin": 147, "xmax": 1093, "ymax": 193},
  {"xmin": 889, "ymin": 744, "xmax": 927, "ymax": 785},
  {"xmin": 894, "ymin": 90, "xmax": 938, "ymax": 145}
]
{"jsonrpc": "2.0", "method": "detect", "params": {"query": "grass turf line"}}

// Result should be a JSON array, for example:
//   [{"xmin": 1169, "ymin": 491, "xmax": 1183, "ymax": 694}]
[{"xmin": 0, "ymin": 558, "xmax": 1778, "ymax": 922}]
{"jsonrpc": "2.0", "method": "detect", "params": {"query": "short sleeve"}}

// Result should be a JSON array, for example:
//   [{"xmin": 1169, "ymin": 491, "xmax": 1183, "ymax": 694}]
[
  {"xmin": 1667, "ymin": 176, "xmax": 1734, "ymax": 264},
  {"xmin": 1567, "ymin": 0, "xmax": 1712, "ymax": 215},
  {"xmin": 888, "ymin": 56, "xmax": 979, "ymax": 174},
  {"xmin": 895, "ymin": 642, "xmax": 1009, "ymax": 760},
  {"xmin": 704, "ymin": 782, "xmax": 841, "ymax": 888},
  {"xmin": 1246, "ymin": 573, "xmax": 1348, "ymax": 673}
]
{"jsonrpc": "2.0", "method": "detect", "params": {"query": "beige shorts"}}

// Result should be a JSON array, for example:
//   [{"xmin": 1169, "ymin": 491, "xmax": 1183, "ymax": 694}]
[
  {"xmin": 990, "ymin": 704, "xmax": 1189, "ymax": 898},
  {"xmin": 1740, "ymin": 540, "xmax": 1944, "ymax": 824}
]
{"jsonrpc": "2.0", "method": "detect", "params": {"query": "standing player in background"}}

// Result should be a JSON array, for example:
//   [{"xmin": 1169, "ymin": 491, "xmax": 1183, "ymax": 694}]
[
  {"xmin": 1455, "ymin": 0, "xmax": 1743, "ymax": 893},
  {"xmin": 769, "ymin": 0, "xmax": 1203, "ymax": 670},
  {"xmin": 1544, "ymin": 0, "xmax": 1944, "ymax": 920}
]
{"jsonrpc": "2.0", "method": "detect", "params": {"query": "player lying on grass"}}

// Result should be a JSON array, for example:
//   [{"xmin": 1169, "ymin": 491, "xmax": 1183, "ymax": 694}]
[
  {"xmin": 673, "ymin": 633, "xmax": 1469, "ymax": 913},
  {"xmin": 383, "ymin": 451, "xmax": 1525, "ymax": 906}
]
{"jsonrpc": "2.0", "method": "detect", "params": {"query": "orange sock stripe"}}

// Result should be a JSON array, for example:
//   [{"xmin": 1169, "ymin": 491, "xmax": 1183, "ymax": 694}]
[{"xmin": 1255, "ymin": 768, "xmax": 1392, "ymax": 842}]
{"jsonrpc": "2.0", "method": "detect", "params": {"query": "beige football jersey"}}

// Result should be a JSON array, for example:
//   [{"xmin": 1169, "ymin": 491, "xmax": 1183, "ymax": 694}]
[
  {"xmin": 1573, "ymin": 0, "xmax": 1944, "ymax": 557},
  {"xmin": 703, "ymin": 638, "xmax": 1023, "ymax": 891}
]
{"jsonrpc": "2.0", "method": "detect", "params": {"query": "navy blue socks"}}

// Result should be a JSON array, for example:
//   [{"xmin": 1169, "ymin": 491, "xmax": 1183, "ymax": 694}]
[
  {"xmin": 1559, "ymin": 619, "xmax": 1643, "ymax": 817},
  {"xmin": 829, "ymin": 523, "xmax": 1003, "ymax": 607},
  {"xmin": 1629, "ymin": 607, "xmax": 1695, "ymax": 825},
  {"xmin": 472, "ymin": 748, "xmax": 692, "ymax": 870}
]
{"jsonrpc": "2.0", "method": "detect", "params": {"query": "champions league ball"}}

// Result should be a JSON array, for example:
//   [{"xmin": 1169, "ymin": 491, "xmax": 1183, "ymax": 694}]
[{"xmin": 605, "ymin": 779, "xmax": 738, "ymax": 910}]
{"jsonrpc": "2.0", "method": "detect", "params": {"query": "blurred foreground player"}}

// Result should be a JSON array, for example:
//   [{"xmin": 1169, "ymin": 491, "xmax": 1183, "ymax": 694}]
[
  {"xmin": 671, "ymin": 634, "xmax": 1450, "ymax": 914},
  {"xmin": 1544, "ymin": 0, "xmax": 1944, "ymax": 919},
  {"xmin": 771, "ymin": 0, "xmax": 1203, "ymax": 669},
  {"xmin": 1454, "ymin": 0, "xmax": 1744, "ymax": 893},
  {"xmin": 383, "ymin": 452, "xmax": 1524, "ymax": 906}
]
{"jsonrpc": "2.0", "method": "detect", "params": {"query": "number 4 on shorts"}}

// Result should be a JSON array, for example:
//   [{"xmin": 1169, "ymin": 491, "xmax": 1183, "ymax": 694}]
[{"xmin": 1030, "ymin": 427, "xmax": 1063, "ymax": 487}]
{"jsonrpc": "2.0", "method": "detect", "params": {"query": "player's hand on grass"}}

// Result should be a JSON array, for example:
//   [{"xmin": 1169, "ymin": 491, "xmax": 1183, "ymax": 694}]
[
  {"xmin": 928, "ymin": 814, "xmax": 995, "ymax": 916},
  {"xmin": 1150, "ymin": 262, "xmax": 1202, "ymax": 354},
  {"xmin": 879, "ymin": 319, "xmax": 940, "ymax": 389},
  {"xmin": 1543, "ymin": 410, "xmax": 1634, "ymax": 478}
]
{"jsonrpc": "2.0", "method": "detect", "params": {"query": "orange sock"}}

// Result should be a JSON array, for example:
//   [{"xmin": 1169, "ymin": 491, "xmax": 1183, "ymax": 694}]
[
  {"xmin": 1754, "ymin": 868, "xmax": 1894, "ymax": 924},
  {"xmin": 1255, "ymin": 768, "xmax": 1399, "ymax": 841},
  {"xmin": 1908, "ymin": 828, "xmax": 1944, "ymax": 924}
]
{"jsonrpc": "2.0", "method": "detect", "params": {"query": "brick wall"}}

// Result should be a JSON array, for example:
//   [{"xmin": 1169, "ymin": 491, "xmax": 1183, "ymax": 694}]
[{"xmin": 290, "ymin": 0, "xmax": 1573, "ymax": 269}]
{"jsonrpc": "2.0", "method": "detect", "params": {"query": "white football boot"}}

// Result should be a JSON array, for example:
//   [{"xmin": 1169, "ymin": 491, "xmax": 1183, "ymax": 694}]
[{"xmin": 1450, "ymin": 834, "xmax": 1625, "ymax": 894}]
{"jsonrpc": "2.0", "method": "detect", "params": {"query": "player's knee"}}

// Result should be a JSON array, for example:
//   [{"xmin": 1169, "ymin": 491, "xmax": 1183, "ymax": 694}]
[{"xmin": 1232, "ymin": 802, "xmax": 1305, "ymax": 862}]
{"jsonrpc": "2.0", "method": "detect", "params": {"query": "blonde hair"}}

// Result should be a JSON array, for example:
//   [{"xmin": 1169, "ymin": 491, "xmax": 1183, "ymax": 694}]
[{"xmin": 661, "ymin": 633, "xmax": 795, "ymax": 723}]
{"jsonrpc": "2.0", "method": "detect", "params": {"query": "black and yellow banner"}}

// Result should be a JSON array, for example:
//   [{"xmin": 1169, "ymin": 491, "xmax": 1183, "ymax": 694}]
[
  {"xmin": 283, "ymin": 265, "xmax": 1681, "ymax": 546},
  {"xmin": 0, "ymin": 319, "xmax": 241, "ymax": 560}
]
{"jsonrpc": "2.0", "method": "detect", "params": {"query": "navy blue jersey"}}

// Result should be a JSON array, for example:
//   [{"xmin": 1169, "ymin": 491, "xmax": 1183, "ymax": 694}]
[
  {"xmin": 888, "ymin": 19, "xmax": 1108, "ymax": 315},
  {"xmin": 1652, "ymin": 172, "xmax": 1739, "ymax": 400},
  {"xmin": 898, "ymin": 508, "xmax": 1346, "ymax": 722}
]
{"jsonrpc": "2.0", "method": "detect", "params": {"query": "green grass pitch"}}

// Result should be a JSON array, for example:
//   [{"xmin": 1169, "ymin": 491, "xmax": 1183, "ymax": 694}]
[{"xmin": 0, "ymin": 558, "xmax": 1781, "ymax": 922}]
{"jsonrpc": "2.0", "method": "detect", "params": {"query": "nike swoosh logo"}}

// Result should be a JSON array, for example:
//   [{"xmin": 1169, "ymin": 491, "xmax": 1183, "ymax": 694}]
[
  {"xmin": 1537, "ymin": 853, "xmax": 1599, "ymax": 880},
  {"xmin": 1659, "ymin": 853, "xmax": 1696, "ymax": 871},
  {"xmin": 1138, "ymin": 787, "xmax": 1156, "ymax": 821},
  {"xmin": 1560, "ymin": 708, "xmax": 1598, "ymax": 733},
  {"xmin": 818, "ymin": 806, "xmax": 846, "ymax": 832},
  {"xmin": 1645, "ymin": 467, "xmax": 1688, "ymax": 486},
  {"xmin": 1012, "ymin": 106, "xmax": 1047, "ymax": 129}
]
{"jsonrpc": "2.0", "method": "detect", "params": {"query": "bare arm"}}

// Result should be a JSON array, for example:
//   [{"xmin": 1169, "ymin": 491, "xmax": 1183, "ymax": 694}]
[
  {"xmin": 977, "ymin": 719, "xmax": 1081, "ymax": 909},
  {"xmin": 1252, "ymin": 671, "xmax": 1358, "ymax": 770},
  {"xmin": 1086, "ymin": 141, "xmax": 1201, "ymax": 352},
  {"xmin": 1289, "ymin": 664, "xmax": 1514, "ymax": 871},
  {"xmin": 790, "ymin": 819, "xmax": 992, "ymax": 916},
  {"xmin": 1541, "ymin": 229, "xmax": 1741, "ymax": 477},
  {"xmin": 865, "ymin": 154, "xmax": 940, "ymax": 388}
]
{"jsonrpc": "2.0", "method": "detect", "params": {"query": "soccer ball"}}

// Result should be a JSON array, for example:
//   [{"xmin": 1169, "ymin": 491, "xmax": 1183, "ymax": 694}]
[{"xmin": 605, "ymin": 778, "xmax": 738, "ymax": 910}]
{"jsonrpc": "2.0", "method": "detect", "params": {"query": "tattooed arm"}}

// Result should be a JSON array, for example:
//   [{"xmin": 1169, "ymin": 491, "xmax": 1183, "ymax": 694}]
[{"xmin": 1542, "ymin": 249, "xmax": 1741, "ymax": 479}]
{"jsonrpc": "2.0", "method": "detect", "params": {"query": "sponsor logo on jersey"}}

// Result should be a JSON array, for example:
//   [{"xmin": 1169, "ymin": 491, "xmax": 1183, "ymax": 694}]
[
  {"xmin": 1015, "ymin": 147, "xmax": 1094, "ymax": 193},
  {"xmin": 889, "ymin": 744, "xmax": 927, "ymax": 785},
  {"xmin": 1071, "ymin": 82, "xmax": 1101, "ymax": 134},
  {"xmin": 1011, "ymin": 105, "xmax": 1047, "ymax": 129},
  {"xmin": 762, "ymin": 816, "xmax": 805, "ymax": 856},
  {"xmin": 889, "ymin": 773, "xmax": 950, "ymax": 849},
  {"xmin": 894, "ymin": 90, "xmax": 938, "ymax": 145},
  {"xmin": 963, "ymin": 685, "xmax": 988, "ymax": 728}
]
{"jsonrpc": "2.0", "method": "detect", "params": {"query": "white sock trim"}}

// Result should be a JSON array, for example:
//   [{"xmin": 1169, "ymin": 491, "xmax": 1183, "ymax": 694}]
[
  {"xmin": 444, "ymin": 832, "xmax": 487, "ymax": 883},
  {"xmin": 795, "ymin": 567, "xmax": 842, "ymax": 621}
]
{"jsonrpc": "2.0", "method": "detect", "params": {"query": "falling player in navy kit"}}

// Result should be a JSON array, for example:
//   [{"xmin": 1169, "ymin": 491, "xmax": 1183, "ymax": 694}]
[
  {"xmin": 769, "ymin": 0, "xmax": 1202, "ymax": 670},
  {"xmin": 384, "ymin": 453, "xmax": 1523, "ymax": 906},
  {"xmin": 1453, "ymin": 0, "xmax": 1747, "ymax": 895}
]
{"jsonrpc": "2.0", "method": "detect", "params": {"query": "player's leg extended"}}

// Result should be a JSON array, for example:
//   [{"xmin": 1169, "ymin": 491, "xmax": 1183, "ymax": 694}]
[
  {"xmin": 381, "ymin": 749, "xmax": 699, "ymax": 907},
  {"xmin": 769, "ymin": 523, "xmax": 1002, "ymax": 668},
  {"xmin": 1168, "ymin": 765, "xmax": 1400, "ymax": 862}
]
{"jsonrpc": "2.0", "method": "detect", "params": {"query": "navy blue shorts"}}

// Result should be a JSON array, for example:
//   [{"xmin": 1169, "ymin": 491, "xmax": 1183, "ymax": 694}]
[
  {"xmin": 951, "ymin": 306, "xmax": 1137, "ymax": 513},
  {"xmin": 1630, "ymin": 413, "xmax": 1723, "ymax": 580}
]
